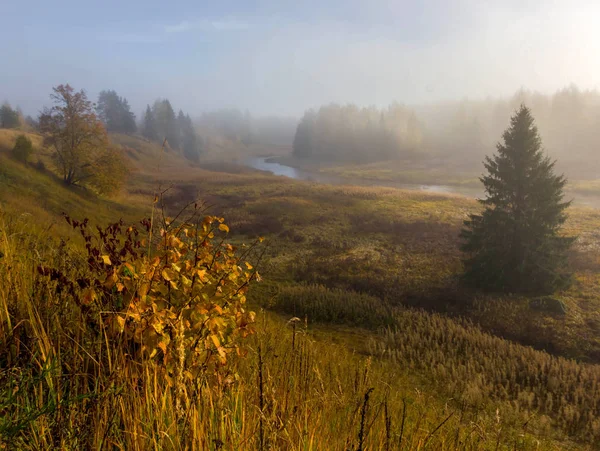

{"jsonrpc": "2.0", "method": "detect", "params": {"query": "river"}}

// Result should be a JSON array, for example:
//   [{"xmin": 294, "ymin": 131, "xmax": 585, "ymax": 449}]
[
  {"xmin": 243, "ymin": 157, "xmax": 600, "ymax": 208},
  {"xmin": 245, "ymin": 157, "xmax": 457, "ymax": 195}
]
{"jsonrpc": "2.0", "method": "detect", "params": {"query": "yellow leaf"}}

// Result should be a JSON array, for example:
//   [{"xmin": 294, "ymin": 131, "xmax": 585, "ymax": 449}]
[
  {"xmin": 210, "ymin": 334, "xmax": 220, "ymax": 348},
  {"xmin": 102, "ymin": 255, "xmax": 112, "ymax": 265},
  {"xmin": 158, "ymin": 340, "xmax": 168, "ymax": 355},
  {"xmin": 181, "ymin": 274, "xmax": 192, "ymax": 287},
  {"xmin": 115, "ymin": 315, "xmax": 126, "ymax": 333},
  {"xmin": 245, "ymin": 262, "xmax": 253, "ymax": 270},
  {"xmin": 152, "ymin": 322, "xmax": 164, "ymax": 334},
  {"xmin": 218, "ymin": 224, "xmax": 230, "ymax": 233},
  {"xmin": 162, "ymin": 268, "xmax": 176, "ymax": 281}
]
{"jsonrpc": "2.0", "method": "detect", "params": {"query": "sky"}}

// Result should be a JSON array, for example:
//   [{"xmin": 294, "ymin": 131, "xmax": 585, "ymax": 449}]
[{"xmin": 2, "ymin": 0, "xmax": 600, "ymax": 117}]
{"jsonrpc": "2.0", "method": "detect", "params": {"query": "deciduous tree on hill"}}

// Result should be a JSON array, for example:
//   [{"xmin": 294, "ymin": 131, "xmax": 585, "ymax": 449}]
[
  {"xmin": 39, "ymin": 84, "xmax": 127, "ymax": 195},
  {"xmin": 461, "ymin": 105, "xmax": 574, "ymax": 294}
]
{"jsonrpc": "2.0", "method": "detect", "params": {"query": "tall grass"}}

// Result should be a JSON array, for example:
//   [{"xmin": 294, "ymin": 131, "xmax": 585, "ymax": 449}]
[
  {"xmin": 0, "ymin": 213, "xmax": 580, "ymax": 449},
  {"xmin": 273, "ymin": 283, "xmax": 600, "ymax": 445}
]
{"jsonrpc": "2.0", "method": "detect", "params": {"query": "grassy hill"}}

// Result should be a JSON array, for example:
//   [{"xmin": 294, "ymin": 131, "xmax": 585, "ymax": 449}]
[{"xmin": 2, "ymin": 129, "xmax": 600, "ymax": 449}]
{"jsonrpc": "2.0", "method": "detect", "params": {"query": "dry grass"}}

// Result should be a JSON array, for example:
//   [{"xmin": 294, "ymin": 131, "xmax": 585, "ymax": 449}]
[
  {"xmin": 0, "ymin": 215, "xmax": 585, "ymax": 450},
  {"xmin": 272, "ymin": 284, "xmax": 600, "ymax": 442},
  {"xmin": 0, "ymin": 129, "xmax": 44, "ymax": 152}
]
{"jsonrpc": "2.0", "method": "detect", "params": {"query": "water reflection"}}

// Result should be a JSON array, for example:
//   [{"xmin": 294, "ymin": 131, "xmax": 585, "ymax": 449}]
[{"xmin": 246, "ymin": 157, "xmax": 305, "ymax": 179}]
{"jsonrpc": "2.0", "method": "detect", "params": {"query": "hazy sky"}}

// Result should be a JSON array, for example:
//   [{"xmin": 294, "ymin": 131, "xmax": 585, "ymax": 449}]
[{"xmin": 2, "ymin": 0, "xmax": 600, "ymax": 117}]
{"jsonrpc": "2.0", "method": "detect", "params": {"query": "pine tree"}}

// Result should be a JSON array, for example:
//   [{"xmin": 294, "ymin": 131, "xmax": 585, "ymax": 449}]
[
  {"xmin": 142, "ymin": 105, "xmax": 158, "ymax": 141},
  {"xmin": 460, "ymin": 105, "xmax": 574, "ymax": 294}
]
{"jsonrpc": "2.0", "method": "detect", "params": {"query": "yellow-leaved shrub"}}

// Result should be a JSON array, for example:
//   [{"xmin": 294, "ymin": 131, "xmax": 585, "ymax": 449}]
[{"xmin": 42, "ymin": 212, "xmax": 260, "ymax": 388}]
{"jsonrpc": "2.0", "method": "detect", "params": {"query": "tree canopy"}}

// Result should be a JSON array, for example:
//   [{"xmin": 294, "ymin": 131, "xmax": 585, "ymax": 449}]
[
  {"xmin": 96, "ymin": 90, "xmax": 137, "ymax": 134},
  {"xmin": 140, "ymin": 100, "xmax": 203, "ymax": 162},
  {"xmin": 460, "ymin": 105, "xmax": 574, "ymax": 294}
]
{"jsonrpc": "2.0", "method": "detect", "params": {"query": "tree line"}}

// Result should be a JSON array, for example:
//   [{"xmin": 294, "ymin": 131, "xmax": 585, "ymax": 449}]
[
  {"xmin": 94, "ymin": 91, "xmax": 204, "ymax": 162},
  {"xmin": 292, "ymin": 85, "xmax": 600, "ymax": 174},
  {"xmin": 419, "ymin": 85, "xmax": 600, "ymax": 174},
  {"xmin": 194, "ymin": 109, "xmax": 297, "ymax": 150},
  {"xmin": 0, "ymin": 103, "xmax": 38, "ymax": 130},
  {"xmin": 141, "ymin": 99, "xmax": 204, "ymax": 162},
  {"xmin": 2, "ymin": 89, "xmax": 206, "ymax": 163},
  {"xmin": 293, "ymin": 103, "xmax": 424, "ymax": 162}
]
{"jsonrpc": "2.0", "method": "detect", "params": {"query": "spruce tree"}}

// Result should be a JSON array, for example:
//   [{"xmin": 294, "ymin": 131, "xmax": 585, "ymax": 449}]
[
  {"xmin": 119, "ymin": 97, "xmax": 137, "ymax": 134},
  {"xmin": 142, "ymin": 105, "xmax": 158, "ymax": 141},
  {"xmin": 460, "ymin": 105, "xmax": 574, "ymax": 294},
  {"xmin": 152, "ymin": 99, "xmax": 179, "ymax": 150}
]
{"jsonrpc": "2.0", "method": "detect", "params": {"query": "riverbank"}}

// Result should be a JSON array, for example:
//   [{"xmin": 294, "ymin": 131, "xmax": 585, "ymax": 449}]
[
  {"xmin": 254, "ymin": 154, "xmax": 600, "ymax": 207},
  {"xmin": 247, "ymin": 156, "xmax": 477, "ymax": 196}
]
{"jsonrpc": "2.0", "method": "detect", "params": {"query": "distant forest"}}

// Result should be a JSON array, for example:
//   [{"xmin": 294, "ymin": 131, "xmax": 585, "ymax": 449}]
[
  {"xmin": 1, "ymin": 91, "xmax": 297, "ymax": 163},
  {"xmin": 4, "ymin": 84, "xmax": 600, "ymax": 173},
  {"xmin": 293, "ymin": 103, "xmax": 423, "ymax": 163},
  {"xmin": 293, "ymin": 85, "xmax": 600, "ymax": 175},
  {"xmin": 196, "ymin": 109, "xmax": 297, "ymax": 150}
]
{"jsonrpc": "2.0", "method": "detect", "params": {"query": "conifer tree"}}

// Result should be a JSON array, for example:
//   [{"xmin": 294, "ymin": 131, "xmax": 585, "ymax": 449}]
[
  {"xmin": 153, "ymin": 99, "xmax": 179, "ymax": 150},
  {"xmin": 180, "ymin": 113, "xmax": 202, "ymax": 162},
  {"xmin": 460, "ymin": 105, "xmax": 574, "ymax": 294},
  {"xmin": 0, "ymin": 103, "xmax": 20, "ymax": 128},
  {"xmin": 142, "ymin": 105, "xmax": 158, "ymax": 141},
  {"xmin": 97, "ymin": 90, "xmax": 136, "ymax": 134}
]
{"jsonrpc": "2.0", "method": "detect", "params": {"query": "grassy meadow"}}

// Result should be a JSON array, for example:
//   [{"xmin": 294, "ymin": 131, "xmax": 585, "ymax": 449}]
[{"xmin": 2, "ymin": 129, "xmax": 600, "ymax": 449}]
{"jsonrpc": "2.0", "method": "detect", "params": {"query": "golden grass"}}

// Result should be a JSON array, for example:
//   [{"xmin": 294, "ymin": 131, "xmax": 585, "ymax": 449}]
[
  {"xmin": 0, "ymin": 216, "xmax": 584, "ymax": 449},
  {"xmin": 0, "ymin": 129, "xmax": 44, "ymax": 152}
]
